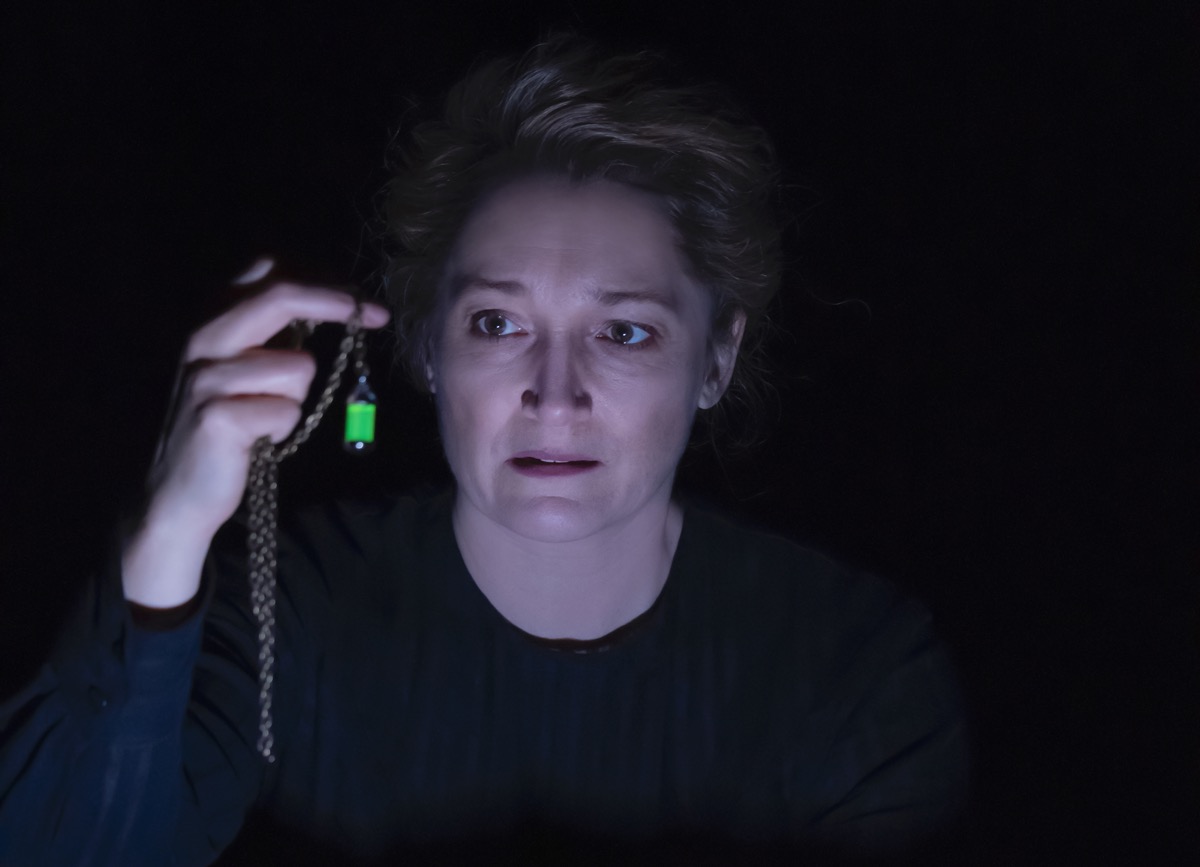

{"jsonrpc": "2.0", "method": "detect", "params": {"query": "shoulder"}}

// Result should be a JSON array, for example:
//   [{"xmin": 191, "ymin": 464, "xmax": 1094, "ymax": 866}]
[
  {"xmin": 677, "ymin": 500, "xmax": 931, "ymax": 658},
  {"xmin": 676, "ymin": 500, "xmax": 969, "ymax": 846},
  {"xmin": 673, "ymin": 499, "xmax": 962, "ymax": 749}
]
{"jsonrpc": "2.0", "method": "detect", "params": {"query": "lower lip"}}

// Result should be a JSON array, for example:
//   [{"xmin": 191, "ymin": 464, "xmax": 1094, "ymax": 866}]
[{"xmin": 509, "ymin": 459, "xmax": 600, "ymax": 477}]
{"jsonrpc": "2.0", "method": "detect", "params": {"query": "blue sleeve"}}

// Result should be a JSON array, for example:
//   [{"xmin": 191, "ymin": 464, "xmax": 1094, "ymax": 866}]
[{"xmin": 0, "ymin": 531, "xmax": 267, "ymax": 867}]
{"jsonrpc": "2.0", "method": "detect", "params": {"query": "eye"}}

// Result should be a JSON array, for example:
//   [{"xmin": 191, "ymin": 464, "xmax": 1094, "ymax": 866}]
[
  {"xmin": 602, "ymin": 321, "xmax": 653, "ymax": 346},
  {"xmin": 471, "ymin": 311, "xmax": 522, "ymax": 338}
]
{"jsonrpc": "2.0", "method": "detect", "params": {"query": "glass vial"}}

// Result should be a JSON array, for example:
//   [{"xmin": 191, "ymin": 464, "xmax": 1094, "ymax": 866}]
[{"xmin": 344, "ymin": 374, "xmax": 377, "ymax": 454}]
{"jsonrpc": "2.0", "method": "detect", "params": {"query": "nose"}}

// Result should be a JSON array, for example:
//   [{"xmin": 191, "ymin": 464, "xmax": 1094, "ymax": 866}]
[{"xmin": 521, "ymin": 333, "xmax": 592, "ymax": 422}]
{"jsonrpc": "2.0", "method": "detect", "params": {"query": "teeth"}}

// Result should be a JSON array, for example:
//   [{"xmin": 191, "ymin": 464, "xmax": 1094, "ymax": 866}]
[{"xmin": 515, "ymin": 456, "xmax": 593, "ymax": 465}]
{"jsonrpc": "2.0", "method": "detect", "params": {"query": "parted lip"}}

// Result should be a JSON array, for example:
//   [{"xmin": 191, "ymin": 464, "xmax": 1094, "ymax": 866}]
[{"xmin": 510, "ymin": 450, "xmax": 600, "ymax": 463}]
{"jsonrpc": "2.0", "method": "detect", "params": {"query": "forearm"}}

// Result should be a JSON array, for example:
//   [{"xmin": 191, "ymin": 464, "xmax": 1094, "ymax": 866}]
[
  {"xmin": 0, "ymin": 544, "xmax": 264, "ymax": 867},
  {"xmin": 0, "ymin": 587, "xmax": 204, "ymax": 865}
]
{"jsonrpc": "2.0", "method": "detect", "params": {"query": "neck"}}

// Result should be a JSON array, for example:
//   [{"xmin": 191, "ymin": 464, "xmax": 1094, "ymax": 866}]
[{"xmin": 452, "ymin": 493, "xmax": 684, "ymax": 640}]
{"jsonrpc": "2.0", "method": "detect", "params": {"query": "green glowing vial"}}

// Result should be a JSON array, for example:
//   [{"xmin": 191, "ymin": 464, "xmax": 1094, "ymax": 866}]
[{"xmin": 344, "ymin": 374, "xmax": 376, "ymax": 454}]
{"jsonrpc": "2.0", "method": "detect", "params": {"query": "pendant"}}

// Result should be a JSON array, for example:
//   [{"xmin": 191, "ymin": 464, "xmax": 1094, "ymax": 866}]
[{"xmin": 344, "ymin": 373, "xmax": 377, "ymax": 454}]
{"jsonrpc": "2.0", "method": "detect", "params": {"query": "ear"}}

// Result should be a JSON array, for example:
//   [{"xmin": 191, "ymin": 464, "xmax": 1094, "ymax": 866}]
[
  {"xmin": 422, "ymin": 332, "xmax": 441, "ymax": 394},
  {"xmin": 698, "ymin": 310, "xmax": 746, "ymax": 410}
]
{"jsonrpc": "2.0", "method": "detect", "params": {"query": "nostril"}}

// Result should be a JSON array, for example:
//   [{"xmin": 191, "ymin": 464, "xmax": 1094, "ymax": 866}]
[{"xmin": 520, "ymin": 385, "xmax": 591, "ymax": 413}]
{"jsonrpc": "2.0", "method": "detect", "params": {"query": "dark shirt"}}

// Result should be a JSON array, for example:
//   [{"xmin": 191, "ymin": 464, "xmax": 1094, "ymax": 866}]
[{"xmin": 0, "ymin": 490, "xmax": 968, "ymax": 865}]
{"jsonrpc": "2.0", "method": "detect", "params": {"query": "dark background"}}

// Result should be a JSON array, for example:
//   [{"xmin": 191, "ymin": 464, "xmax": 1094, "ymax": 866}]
[{"xmin": 1, "ymin": 1, "xmax": 1196, "ymax": 863}]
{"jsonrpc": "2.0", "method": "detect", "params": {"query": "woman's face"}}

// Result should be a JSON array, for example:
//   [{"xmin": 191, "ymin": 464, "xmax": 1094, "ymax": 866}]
[{"xmin": 431, "ymin": 177, "xmax": 740, "ymax": 543}]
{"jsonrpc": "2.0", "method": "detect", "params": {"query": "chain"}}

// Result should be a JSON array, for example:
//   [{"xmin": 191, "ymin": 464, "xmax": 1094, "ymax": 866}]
[
  {"xmin": 246, "ymin": 307, "xmax": 364, "ymax": 762},
  {"xmin": 246, "ymin": 442, "xmax": 280, "ymax": 762}
]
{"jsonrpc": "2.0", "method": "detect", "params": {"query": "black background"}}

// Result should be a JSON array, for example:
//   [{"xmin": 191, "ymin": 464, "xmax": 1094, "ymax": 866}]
[{"xmin": 1, "ymin": 1, "xmax": 1196, "ymax": 863}]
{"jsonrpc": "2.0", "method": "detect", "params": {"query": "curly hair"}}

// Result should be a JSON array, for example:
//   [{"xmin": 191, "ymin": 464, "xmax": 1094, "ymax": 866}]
[{"xmin": 382, "ymin": 33, "xmax": 782, "ymax": 449}]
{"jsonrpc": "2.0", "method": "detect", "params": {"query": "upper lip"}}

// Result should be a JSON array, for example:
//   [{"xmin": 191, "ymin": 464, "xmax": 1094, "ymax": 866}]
[{"xmin": 511, "ymin": 450, "xmax": 600, "ymax": 463}]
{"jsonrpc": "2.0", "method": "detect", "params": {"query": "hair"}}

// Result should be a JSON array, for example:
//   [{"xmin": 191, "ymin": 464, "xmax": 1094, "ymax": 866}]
[{"xmin": 382, "ymin": 32, "xmax": 782, "ymax": 449}]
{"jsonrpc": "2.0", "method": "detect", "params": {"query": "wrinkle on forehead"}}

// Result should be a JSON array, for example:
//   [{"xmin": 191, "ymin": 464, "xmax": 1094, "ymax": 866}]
[
  {"xmin": 437, "ymin": 176, "xmax": 715, "ymax": 343},
  {"xmin": 449, "ymin": 274, "xmax": 684, "ymax": 314},
  {"xmin": 448, "ymin": 176, "xmax": 683, "ymax": 267}
]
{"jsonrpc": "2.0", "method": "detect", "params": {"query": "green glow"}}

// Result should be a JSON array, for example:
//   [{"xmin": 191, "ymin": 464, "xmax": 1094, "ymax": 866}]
[{"xmin": 344, "ymin": 402, "xmax": 376, "ymax": 443}]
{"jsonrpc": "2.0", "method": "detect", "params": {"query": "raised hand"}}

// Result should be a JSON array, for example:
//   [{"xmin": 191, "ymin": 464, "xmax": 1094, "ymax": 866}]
[{"xmin": 122, "ymin": 261, "xmax": 390, "ymax": 608}]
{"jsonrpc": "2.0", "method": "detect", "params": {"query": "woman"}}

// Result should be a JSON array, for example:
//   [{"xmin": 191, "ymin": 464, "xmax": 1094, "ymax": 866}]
[{"xmin": 0, "ymin": 35, "xmax": 967, "ymax": 864}]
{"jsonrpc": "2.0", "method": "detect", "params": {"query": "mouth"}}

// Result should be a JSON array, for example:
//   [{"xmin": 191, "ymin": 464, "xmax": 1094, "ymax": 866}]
[{"xmin": 509, "ymin": 454, "xmax": 601, "ymax": 476}]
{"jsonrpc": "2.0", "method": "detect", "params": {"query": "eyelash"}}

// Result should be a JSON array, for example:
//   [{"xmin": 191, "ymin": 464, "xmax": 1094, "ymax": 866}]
[
  {"xmin": 470, "ymin": 311, "xmax": 522, "ymax": 341},
  {"xmin": 468, "ymin": 311, "xmax": 656, "ymax": 348},
  {"xmin": 599, "ymin": 321, "xmax": 654, "ymax": 348}
]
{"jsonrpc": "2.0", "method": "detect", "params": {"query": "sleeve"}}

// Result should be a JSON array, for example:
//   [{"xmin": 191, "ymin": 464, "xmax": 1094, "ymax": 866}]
[
  {"xmin": 0, "ymin": 520, "xmax": 271, "ymax": 867},
  {"xmin": 804, "ymin": 589, "xmax": 971, "ymax": 854}
]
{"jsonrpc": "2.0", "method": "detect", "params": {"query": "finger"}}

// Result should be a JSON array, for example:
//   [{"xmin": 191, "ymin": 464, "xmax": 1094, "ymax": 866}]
[
  {"xmin": 186, "ymin": 349, "xmax": 318, "ymax": 408},
  {"xmin": 188, "ymin": 283, "xmax": 391, "ymax": 361},
  {"xmin": 191, "ymin": 394, "xmax": 306, "ymax": 449},
  {"xmin": 232, "ymin": 256, "xmax": 276, "ymax": 286},
  {"xmin": 150, "ymin": 391, "xmax": 307, "ymax": 531}
]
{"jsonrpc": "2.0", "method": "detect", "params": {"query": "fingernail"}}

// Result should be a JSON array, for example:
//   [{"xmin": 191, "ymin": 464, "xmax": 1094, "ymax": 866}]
[{"xmin": 232, "ymin": 256, "xmax": 275, "ymax": 286}]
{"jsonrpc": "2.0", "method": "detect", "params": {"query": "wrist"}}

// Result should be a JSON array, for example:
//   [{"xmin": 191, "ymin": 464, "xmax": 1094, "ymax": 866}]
[{"xmin": 121, "ymin": 509, "xmax": 214, "ymax": 608}]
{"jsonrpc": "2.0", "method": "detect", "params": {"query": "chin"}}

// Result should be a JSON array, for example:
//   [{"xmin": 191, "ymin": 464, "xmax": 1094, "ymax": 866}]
[{"xmin": 497, "ymin": 495, "xmax": 610, "ymax": 543}]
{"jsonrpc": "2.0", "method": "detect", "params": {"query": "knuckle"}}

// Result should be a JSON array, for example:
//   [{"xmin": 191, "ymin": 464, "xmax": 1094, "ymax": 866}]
[
  {"xmin": 261, "ymin": 282, "xmax": 300, "ymax": 306},
  {"xmin": 190, "ymin": 405, "xmax": 233, "ymax": 449},
  {"xmin": 194, "ymin": 399, "xmax": 238, "ymax": 434},
  {"xmin": 279, "ymin": 399, "xmax": 304, "ymax": 426},
  {"xmin": 292, "ymin": 351, "xmax": 318, "ymax": 382},
  {"xmin": 269, "ymin": 400, "xmax": 304, "ymax": 442},
  {"xmin": 184, "ymin": 330, "xmax": 211, "ymax": 362},
  {"xmin": 272, "ymin": 353, "xmax": 317, "ymax": 402},
  {"xmin": 194, "ymin": 396, "xmax": 301, "ymax": 445},
  {"xmin": 183, "ymin": 362, "xmax": 215, "ymax": 400}
]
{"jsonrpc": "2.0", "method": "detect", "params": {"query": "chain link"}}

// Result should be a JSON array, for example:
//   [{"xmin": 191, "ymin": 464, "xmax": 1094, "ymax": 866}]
[{"xmin": 246, "ymin": 308, "xmax": 364, "ymax": 762}]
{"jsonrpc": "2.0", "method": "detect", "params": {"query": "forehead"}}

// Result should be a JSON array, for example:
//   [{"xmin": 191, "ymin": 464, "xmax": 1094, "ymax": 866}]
[{"xmin": 446, "ymin": 177, "xmax": 707, "ymax": 313}]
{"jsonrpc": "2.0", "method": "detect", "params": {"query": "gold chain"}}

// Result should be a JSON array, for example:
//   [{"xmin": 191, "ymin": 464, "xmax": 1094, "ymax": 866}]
[{"xmin": 246, "ymin": 308, "xmax": 364, "ymax": 762}]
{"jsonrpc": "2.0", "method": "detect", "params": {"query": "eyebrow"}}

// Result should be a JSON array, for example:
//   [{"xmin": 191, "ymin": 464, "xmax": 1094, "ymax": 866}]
[{"xmin": 452, "ymin": 275, "xmax": 679, "ymax": 311}]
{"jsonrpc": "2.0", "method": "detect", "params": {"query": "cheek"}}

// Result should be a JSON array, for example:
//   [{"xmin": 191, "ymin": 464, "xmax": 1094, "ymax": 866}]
[
  {"xmin": 433, "ymin": 363, "xmax": 494, "ymax": 464},
  {"xmin": 601, "ymin": 369, "xmax": 700, "ymax": 454}
]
